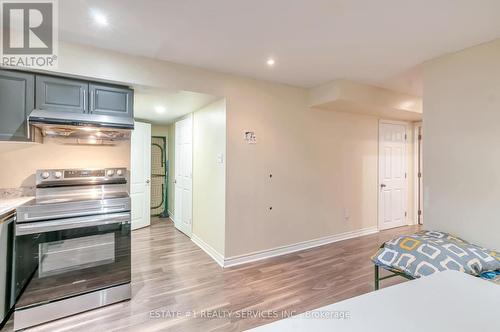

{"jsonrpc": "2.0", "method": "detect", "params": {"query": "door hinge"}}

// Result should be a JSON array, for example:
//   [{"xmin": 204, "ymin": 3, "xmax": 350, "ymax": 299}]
[
  {"xmin": 418, "ymin": 172, "xmax": 422, "ymax": 178},
  {"xmin": 405, "ymin": 211, "xmax": 407, "ymax": 217},
  {"xmin": 418, "ymin": 210, "xmax": 422, "ymax": 216},
  {"xmin": 405, "ymin": 172, "xmax": 407, "ymax": 179},
  {"xmin": 418, "ymin": 134, "xmax": 422, "ymax": 140},
  {"xmin": 404, "ymin": 134, "xmax": 407, "ymax": 140}
]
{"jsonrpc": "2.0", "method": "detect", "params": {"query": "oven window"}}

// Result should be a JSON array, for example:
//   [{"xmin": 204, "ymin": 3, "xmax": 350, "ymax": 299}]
[
  {"xmin": 15, "ymin": 222, "xmax": 130, "ymax": 309},
  {"xmin": 38, "ymin": 233, "xmax": 115, "ymax": 277}
]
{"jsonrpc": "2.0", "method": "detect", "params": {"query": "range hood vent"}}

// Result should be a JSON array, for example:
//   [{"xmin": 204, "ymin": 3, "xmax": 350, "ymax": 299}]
[
  {"xmin": 33, "ymin": 123, "xmax": 131, "ymax": 141},
  {"xmin": 28, "ymin": 109, "xmax": 133, "ymax": 142}
]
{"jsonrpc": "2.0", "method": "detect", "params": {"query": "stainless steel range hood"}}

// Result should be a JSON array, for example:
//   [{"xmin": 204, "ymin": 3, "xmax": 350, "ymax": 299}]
[{"xmin": 29, "ymin": 109, "xmax": 134, "ymax": 141}]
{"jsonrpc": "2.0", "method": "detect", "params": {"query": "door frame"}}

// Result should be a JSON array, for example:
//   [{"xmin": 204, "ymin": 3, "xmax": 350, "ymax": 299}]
[
  {"xmin": 413, "ymin": 122, "xmax": 423, "ymax": 225},
  {"xmin": 378, "ymin": 119, "xmax": 410, "ymax": 230}
]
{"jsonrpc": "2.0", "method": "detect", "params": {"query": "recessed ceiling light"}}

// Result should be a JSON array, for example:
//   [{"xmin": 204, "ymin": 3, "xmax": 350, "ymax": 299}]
[
  {"xmin": 155, "ymin": 106, "xmax": 166, "ymax": 114},
  {"xmin": 266, "ymin": 58, "xmax": 276, "ymax": 67},
  {"xmin": 400, "ymin": 101, "xmax": 415, "ymax": 110},
  {"xmin": 91, "ymin": 10, "xmax": 108, "ymax": 27}
]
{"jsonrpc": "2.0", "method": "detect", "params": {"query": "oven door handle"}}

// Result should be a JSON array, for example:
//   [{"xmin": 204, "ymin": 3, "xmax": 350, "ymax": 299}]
[{"xmin": 16, "ymin": 212, "xmax": 131, "ymax": 235}]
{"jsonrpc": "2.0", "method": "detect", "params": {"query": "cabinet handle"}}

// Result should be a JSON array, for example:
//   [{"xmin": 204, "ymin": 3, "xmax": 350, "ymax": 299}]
[
  {"xmin": 90, "ymin": 90, "xmax": 94, "ymax": 113},
  {"xmin": 26, "ymin": 116, "xmax": 30, "ymax": 140},
  {"xmin": 83, "ymin": 89, "xmax": 86, "ymax": 111}
]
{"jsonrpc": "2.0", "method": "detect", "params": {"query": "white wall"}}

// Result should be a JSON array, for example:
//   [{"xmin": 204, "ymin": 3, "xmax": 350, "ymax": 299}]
[
  {"xmin": 0, "ymin": 139, "xmax": 130, "ymax": 188},
  {"xmin": 151, "ymin": 124, "xmax": 169, "ymax": 138},
  {"xmin": 192, "ymin": 99, "xmax": 226, "ymax": 255},
  {"xmin": 423, "ymin": 38, "xmax": 500, "ymax": 250},
  {"xmin": 226, "ymin": 107, "xmax": 381, "ymax": 256}
]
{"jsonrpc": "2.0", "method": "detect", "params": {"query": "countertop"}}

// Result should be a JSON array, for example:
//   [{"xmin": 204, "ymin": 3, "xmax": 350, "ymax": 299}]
[{"xmin": 0, "ymin": 197, "xmax": 34, "ymax": 219}]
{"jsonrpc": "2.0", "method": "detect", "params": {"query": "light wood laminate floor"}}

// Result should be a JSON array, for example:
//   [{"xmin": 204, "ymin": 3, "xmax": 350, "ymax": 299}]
[{"xmin": 4, "ymin": 219, "xmax": 418, "ymax": 332}]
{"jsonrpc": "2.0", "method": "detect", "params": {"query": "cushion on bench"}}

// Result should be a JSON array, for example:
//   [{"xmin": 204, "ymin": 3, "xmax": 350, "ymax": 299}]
[{"xmin": 371, "ymin": 230, "xmax": 500, "ymax": 278}]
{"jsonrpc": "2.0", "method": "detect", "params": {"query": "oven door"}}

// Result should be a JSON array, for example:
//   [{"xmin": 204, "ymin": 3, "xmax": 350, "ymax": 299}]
[{"xmin": 14, "ymin": 212, "xmax": 131, "ymax": 309}]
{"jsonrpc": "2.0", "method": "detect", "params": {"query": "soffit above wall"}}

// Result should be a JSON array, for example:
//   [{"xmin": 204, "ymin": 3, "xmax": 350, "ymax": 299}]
[
  {"xmin": 308, "ymin": 80, "xmax": 422, "ymax": 121},
  {"xmin": 134, "ymin": 86, "xmax": 220, "ymax": 124}
]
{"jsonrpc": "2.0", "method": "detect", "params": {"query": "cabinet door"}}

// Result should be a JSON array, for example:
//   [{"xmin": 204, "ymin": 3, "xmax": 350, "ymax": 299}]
[
  {"xmin": 36, "ymin": 75, "xmax": 88, "ymax": 113},
  {"xmin": 0, "ymin": 70, "xmax": 34, "ymax": 141},
  {"xmin": 89, "ymin": 84, "xmax": 133, "ymax": 118}
]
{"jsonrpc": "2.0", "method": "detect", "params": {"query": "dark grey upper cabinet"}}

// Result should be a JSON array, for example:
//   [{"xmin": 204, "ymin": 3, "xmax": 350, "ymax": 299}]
[
  {"xmin": 0, "ymin": 70, "xmax": 34, "ymax": 141},
  {"xmin": 36, "ymin": 75, "xmax": 88, "ymax": 113},
  {"xmin": 89, "ymin": 83, "xmax": 133, "ymax": 118},
  {"xmin": 0, "ymin": 70, "xmax": 133, "ymax": 142}
]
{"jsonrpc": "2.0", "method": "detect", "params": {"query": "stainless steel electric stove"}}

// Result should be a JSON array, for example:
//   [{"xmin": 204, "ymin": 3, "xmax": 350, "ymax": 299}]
[{"xmin": 13, "ymin": 168, "xmax": 131, "ymax": 331}]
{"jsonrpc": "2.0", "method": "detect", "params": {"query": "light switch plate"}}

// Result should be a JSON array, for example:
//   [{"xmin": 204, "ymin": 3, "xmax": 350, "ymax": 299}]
[{"xmin": 217, "ymin": 153, "xmax": 224, "ymax": 164}]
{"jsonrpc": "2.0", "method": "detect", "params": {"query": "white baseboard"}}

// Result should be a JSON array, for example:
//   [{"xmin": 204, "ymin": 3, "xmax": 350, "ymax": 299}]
[
  {"xmin": 191, "ymin": 226, "xmax": 379, "ymax": 268},
  {"xmin": 191, "ymin": 234, "xmax": 225, "ymax": 268},
  {"xmin": 223, "ymin": 226, "xmax": 379, "ymax": 268}
]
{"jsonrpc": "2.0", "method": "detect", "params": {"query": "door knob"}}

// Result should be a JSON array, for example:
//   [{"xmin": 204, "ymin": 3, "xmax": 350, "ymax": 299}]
[
  {"xmin": 380, "ymin": 183, "xmax": 386, "ymax": 188},
  {"xmin": 146, "ymin": 179, "xmax": 150, "ymax": 184}
]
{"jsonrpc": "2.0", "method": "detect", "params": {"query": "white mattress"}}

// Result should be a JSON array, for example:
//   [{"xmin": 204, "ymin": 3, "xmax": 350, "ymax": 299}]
[{"xmin": 248, "ymin": 270, "xmax": 500, "ymax": 332}]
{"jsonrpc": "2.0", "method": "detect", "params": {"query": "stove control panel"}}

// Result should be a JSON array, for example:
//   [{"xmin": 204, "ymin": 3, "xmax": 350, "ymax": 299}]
[
  {"xmin": 64, "ymin": 169, "xmax": 106, "ymax": 178},
  {"xmin": 36, "ymin": 168, "xmax": 128, "ymax": 186}
]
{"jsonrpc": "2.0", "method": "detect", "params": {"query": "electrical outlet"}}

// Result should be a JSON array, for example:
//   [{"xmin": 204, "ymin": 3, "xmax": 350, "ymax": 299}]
[{"xmin": 343, "ymin": 208, "xmax": 350, "ymax": 221}]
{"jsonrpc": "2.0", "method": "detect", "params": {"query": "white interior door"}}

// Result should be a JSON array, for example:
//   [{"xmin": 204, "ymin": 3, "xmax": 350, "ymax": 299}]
[
  {"xmin": 130, "ymin": 121, "xmax": 151, "ymax": 230},
  {"xmin": 379, "ymin": 121, "xmax": 407, "ymax": 230},
  {"xmin": 174, "ymin": 116, "xmax": 193, "ymax": 237}
]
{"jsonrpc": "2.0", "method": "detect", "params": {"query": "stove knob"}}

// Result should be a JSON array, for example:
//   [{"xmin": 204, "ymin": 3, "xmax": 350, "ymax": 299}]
[
  {"xmin": 54, "ymin": 171, "xmax": 62, "ymax": 179},
  {"xmin": 107, "ymin": 169, "xmax": 115, "ymax": 177},
  {"xmin": 116, "ymin": 169, "xmax": 123, "ymax": 176},
  {"xmin": 41, "ymin": 171, "xmax": 50, "ymax": 179}
]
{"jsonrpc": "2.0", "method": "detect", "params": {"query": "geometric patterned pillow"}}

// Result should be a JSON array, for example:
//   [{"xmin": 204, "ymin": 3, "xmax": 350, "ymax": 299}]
[{"xmin": 372, "ymin": 230, "xmax": 500, "ymax": 278}]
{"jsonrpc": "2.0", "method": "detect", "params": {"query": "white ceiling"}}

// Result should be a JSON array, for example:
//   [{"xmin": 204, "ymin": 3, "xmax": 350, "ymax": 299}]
[
  {"xmin": 60, "ymin": 0, "xmax": 500, "ymax": 96},
  {"xmin": 134, "ymin": 87, "xmax": 220, "ymax": 124}
]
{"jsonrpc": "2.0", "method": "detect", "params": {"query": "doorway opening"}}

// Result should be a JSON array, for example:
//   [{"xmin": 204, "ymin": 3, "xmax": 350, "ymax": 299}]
[
  {"xmin": 129, "ymin": 85, "xmax": 226, "ymax": 256},
  {"xmin": 151, "ymin": 136, "xmax": 169, "ymax": 218}
]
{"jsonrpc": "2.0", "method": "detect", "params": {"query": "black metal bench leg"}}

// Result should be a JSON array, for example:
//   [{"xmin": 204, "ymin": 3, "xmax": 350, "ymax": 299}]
[{"xmin": 374, "ymin": 265, "xmax": 380, "ymax": 290}]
